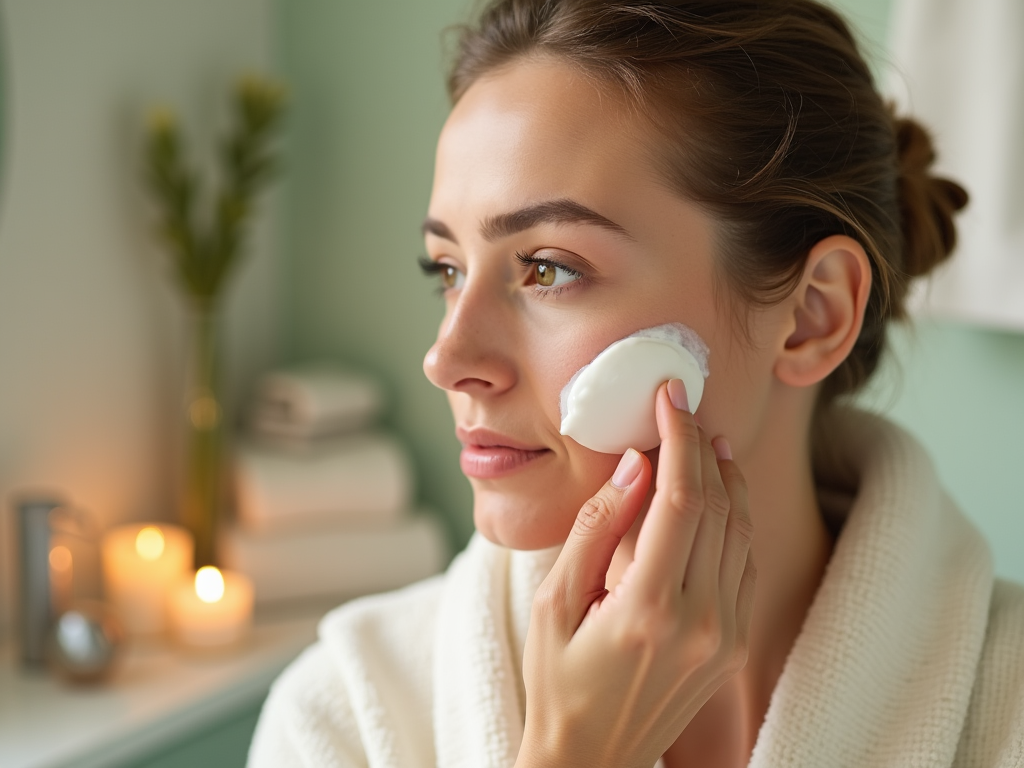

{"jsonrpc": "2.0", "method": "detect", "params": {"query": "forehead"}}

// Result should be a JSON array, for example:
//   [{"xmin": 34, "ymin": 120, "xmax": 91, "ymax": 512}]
[{"xmin": 430, "ymin": 57, "xmax": 660, "ymax": 225}]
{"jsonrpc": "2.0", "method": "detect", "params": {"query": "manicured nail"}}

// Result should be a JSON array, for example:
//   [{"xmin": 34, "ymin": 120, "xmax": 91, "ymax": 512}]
[
  {"xmin": 667, "ymin": 378, "xmax": 690, "ymax": 412},
  {"xmin": 712, "ymin": 436, "xmax": 733, "ymax": 461},
  {"xmin": 612, "ymin": 448, "xmax": 643, "ymax": 488}
]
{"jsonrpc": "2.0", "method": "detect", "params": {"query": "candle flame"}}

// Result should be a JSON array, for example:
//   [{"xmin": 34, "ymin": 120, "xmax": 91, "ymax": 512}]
[
  {"xmin": 195, "ymin": 566, "xmax": 225, "ymax": 603},
  {"xmin": 136, "ymin": 526, "xmax": 166, "ymax": 560},
  {"xmin": 49, "ymin": 545, "xmax": 73, "ymax": 572}
]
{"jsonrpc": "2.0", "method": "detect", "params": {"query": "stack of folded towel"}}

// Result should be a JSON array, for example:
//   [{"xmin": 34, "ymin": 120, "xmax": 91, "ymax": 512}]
[{"xmin": 219, "ymin": 364, "xmax": 448, "ymax": 605}]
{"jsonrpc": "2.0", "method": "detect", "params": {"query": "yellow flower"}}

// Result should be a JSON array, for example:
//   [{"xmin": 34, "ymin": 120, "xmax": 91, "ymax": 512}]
[
  {"xmin": 237, "ymin": 75, "xmax": 286, "ymax": 109},
  {"xmin": 146, "ymin": 107, "xmax": 177, "ymax": 137}
]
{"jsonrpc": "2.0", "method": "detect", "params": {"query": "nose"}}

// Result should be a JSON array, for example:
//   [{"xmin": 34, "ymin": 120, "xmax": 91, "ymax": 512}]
[{"xmin": 423, "ymin": 282, "xmax": 517, "ymax": 397}]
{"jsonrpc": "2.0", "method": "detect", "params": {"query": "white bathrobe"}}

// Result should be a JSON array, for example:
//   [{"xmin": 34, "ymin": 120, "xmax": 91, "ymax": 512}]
[{"xmin": 247, "ymin": 412, "xmax": 1024, "ymax": 767}]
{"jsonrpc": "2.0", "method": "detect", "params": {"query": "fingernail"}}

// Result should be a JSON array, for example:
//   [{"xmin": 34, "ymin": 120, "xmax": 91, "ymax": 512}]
[
  {"xmin": 611, "ymin": 448, "xmax": 643, "ymax": 488},
  {"xmin": 667, "ymin": 378, "xmax": 690, "ymax": 412},
  {"xmin": 712, "ymin": 437, "xmax": 733, "ymax": 461}
]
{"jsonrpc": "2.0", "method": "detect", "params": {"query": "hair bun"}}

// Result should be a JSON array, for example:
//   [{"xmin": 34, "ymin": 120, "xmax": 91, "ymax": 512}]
[{"xmin": 893, "ymin": 115, "xmax": 969, "ymax": 279}]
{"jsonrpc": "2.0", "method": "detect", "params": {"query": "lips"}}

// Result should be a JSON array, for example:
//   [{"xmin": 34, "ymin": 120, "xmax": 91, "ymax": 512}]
[{"xmin": 457, "ymin": 426, "xmax": 551, "ymax": 479}]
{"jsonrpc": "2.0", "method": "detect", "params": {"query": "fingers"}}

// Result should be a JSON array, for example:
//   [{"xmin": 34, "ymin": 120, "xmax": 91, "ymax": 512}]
[
  {"xmin": 632, "ymin": 380, "xmax": 704, "ymax": 593},
  {"xmin": 680, "ymin": 430, "xmax": 733, "ymax": 595},
  {"xmin": 631, "ymin": 380, "xmax": 753, "ymax": 610},
  {"xmin": 541, "ymin": 374, "xmax": 753, "ymax": 644},
  {"xmin": 541, "ymin": 448, "xmax": 653, "ymax": 638},
  {"xmin": 734, "ymin": 553, "xmax": 757, "ymax": 646}
]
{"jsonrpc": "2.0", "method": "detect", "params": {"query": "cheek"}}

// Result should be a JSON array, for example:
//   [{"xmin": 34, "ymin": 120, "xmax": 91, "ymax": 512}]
[
  {"xmin": 692, "ymin": 309, "xmax": 783, "ymax": 458},
  {"xmin": 548, "ymin": 445, "xmax": 623, "ymax": 539},
  {"xmin": 562, "ymin": 441, "xmax": 623, "ymax": 495},
  {"xmin": 471, "ymin": 319, "xmax": 634, "ymax": 549},
  {"xmin": 520, "ymin": 315, "xmax": 629, "ymax": 434}
]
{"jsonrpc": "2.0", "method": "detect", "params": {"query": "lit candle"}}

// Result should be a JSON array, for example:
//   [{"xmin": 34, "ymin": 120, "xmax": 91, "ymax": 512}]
[
  {"xmin": 101, "ymin": 523, "xmax": 193, "ymax": 635},
  {"xmin": 169, "ymin": 566, "xmax": 254, "ymax": 649}
]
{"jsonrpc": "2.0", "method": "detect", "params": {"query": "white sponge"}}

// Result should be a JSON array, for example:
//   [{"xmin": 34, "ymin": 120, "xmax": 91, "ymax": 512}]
[{"xmin": 559, "ymin": 323, "xmax": 709, "ymax": 454}]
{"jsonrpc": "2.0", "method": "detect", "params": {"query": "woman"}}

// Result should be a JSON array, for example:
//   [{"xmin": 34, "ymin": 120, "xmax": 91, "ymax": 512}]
[{"xmin": 249, "ymin": 1, "xmax": 1024, "ymax": 766}]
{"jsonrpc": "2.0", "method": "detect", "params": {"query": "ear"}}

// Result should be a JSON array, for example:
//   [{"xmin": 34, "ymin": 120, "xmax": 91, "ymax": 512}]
[{"xmin": 774, "ymin": 234, "xmax": 872, "ymax": 388}]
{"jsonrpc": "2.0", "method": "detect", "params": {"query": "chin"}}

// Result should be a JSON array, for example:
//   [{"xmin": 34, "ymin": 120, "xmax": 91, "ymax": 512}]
[{"xmin": 471, "ymin": 483, "xmax": 580, "ymax": 550}]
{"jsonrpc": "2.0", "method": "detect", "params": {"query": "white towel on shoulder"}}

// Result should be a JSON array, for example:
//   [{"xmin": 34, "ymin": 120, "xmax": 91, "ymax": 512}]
[{"xmin": 248, "ymin": 411, "xmax": 1024, "ymax": 767}]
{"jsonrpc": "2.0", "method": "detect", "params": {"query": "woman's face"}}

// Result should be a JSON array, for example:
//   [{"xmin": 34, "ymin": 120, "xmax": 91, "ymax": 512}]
[{"xmin": 423, "ymin": 57, "xmax": 784, "ymax": 550}]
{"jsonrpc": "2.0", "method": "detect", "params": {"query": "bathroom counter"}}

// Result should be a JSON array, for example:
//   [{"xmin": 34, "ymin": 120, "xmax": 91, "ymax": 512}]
[{"xmin": 0, "ymin": 608, "xmax": 320, "ymax": 768}]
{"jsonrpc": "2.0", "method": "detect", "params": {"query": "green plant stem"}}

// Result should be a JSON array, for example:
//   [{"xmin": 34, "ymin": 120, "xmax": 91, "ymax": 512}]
[{"xmin": 182, "ymin": 303, "xmax": 223, "ymax": 567}]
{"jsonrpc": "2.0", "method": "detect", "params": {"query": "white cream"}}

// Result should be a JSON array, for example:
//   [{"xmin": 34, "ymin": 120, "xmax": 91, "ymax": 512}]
[{"xmin": 559, "ymin": 323, "xmax": 709, "ymax": 454}]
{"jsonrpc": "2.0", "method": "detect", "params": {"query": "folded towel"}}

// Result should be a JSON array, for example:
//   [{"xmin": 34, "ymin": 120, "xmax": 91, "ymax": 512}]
[
  {"xmin": 250, "ymin": 365, "xmax": 384, "ymax": 441},
  {"xmin": 234, "ymin": 433, "xmax": 413, "ymax": 534},
  {"xmin": 220, "ymin": 514, "xmax": 448, "ymax": 604}
]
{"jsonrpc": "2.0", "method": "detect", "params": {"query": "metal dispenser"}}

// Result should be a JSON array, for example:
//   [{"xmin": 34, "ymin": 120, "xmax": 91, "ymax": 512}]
[{"xmin": 14, "ymin": 495, "xmax": 92, "ymax": 666}]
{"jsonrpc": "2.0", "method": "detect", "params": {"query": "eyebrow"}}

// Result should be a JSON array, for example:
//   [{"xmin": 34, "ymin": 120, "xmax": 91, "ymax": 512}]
[
  {"xmin": 421, "ymin": 218, "xmax": 458, "ymax": 243},
  {"xmin": 421, "ymin": 198, "xmax": 633, "ymax": 245}
]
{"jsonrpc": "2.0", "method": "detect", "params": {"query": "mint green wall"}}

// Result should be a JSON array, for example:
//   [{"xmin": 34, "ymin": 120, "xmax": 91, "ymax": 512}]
[
  {"xmin": 829, "ymin": 0, "xmax": 1024, "ymax": 583},
  {"xmin": 856, "ymin": 322, "xmax": 1024, "ymax": 582},
  {"xmin": 276, "ymin": 0, "xmax": 476, "ymax": 546},
  {"xmin": 277, "ymin": 0, "xmax": 1024, "ymax": 582},
  {"xmin": 826, "ymin": 0, "xmax": 893, "ymax": 75}
]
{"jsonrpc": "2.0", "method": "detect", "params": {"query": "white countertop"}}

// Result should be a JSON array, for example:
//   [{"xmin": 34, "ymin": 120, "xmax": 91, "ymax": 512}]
[{"xmin": 0, "ymin": 609, "xmax": 321, "ymax": 768}]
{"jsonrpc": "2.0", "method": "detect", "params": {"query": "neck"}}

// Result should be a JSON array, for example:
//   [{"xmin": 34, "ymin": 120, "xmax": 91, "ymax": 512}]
[
  {"xmin": 607, "ymin": 386, "xmax": 834, "ymax": 764},
  {"xmin": 738, "ymin": 386, "xmax": 833, "ymax": 711}
]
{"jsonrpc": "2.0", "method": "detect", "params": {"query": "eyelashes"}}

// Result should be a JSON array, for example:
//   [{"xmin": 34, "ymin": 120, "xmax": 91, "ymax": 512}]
[
  {"xmin": 418, "ymin": 256, "xmax": 464, "ymax": 292},
  {"xmin": 513, "ymin": 250, "xmax": 584, "ymax": 281},
  {"xmin": 417, "ymin": 256, "xmax": 446, "ymax": 276},
  {"xmin": 418, "ymin": 256, "xmax": 447, "ymax": 296},
  {"xmin": 418, "ymin": 250, "xmax": 587, "ymax": 296},
  {"xmin": 515, "ymin": 250, "xmax": 586, "ymax": 295}
]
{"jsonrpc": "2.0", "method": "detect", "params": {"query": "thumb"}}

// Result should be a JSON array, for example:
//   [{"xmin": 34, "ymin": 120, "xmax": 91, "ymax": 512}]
[{"xmin": 543, "ymin": 448, "xmax": 652, "ymax": 638}]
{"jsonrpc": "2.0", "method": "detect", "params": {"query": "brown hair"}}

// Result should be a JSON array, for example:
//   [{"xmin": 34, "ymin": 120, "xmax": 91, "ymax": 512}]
[{"xmin": 446, "ymin": 0, "xmax": 968, "ymax": 404}]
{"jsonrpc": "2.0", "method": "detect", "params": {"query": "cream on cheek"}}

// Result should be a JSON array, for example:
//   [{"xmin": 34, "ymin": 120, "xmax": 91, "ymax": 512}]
[{"xmin": 559, "ymin": 323, "xmax": 711, "ymax": 454}]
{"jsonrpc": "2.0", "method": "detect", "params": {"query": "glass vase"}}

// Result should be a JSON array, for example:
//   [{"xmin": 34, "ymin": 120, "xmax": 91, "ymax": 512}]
[{"xmin": 181, "ymin": 304, "xmax": 224, "ymax": 567}]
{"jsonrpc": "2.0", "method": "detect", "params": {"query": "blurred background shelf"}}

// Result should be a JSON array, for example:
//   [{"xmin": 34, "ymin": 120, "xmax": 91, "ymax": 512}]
[{"xmin": 0, "ymin": 608, "xmax": 320, "ymax": 768}]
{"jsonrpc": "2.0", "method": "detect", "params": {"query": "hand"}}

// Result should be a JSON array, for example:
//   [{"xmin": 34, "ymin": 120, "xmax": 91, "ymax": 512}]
[{"xmin": 516, "ymin": 379, "xmax": 756, "ymax": 768}]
